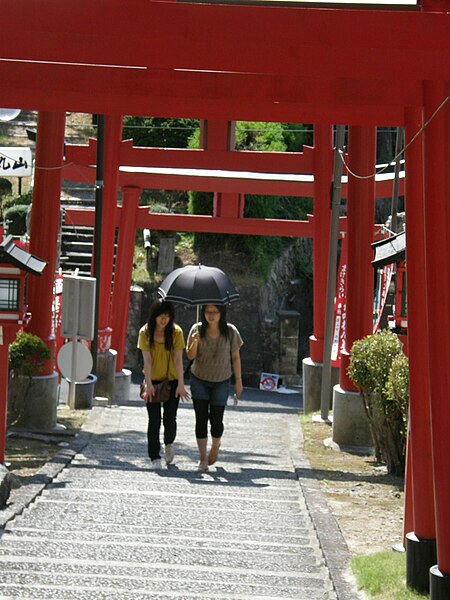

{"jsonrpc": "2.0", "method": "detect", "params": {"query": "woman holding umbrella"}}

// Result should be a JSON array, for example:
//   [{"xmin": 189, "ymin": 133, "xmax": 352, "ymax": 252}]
[
  {"xmin": 187, "ymin": 304, "xmax": 243, "ymax": 472},
  {"xmin": 137, "ymin": 299, "xmax": 189, "ymax": 469}
]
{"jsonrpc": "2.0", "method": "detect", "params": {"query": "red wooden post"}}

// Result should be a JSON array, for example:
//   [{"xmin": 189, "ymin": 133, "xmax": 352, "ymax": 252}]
[
  {"xmin": 27, "ymin": 111, "xmax": 66, "ymax": 373},
  {"xmin": 404, "ymin": 104, "xmax": 437, "ymax": 592},
  {"xmin": 96, "ymin": 115, "xmax": 122, "ymax": 353},
  {"xmin": 111, "ymin": 186, "xmax": 141, "ymax": 372},
  {"xmin": 0, "ymin": 325, "xmax": 20, "ymax": 464},
  {"xmin": 422, "ymin": 82, "xmax": 450, "ymax": 595},
  {"xmin": 331, "ymin": 126, "xmax": 376, "ymax": 447},
  {"xmin": 214, "ymin": 192, "xmax": 244, "ymax": 219},
  {"xmin": 339, "ymin": 126, "xmax": 376, "ymax": 391},
  {"xmin": 310, "ymin": 124, "xmax": 333, "ymax": 362},
  {"xmin": 200, "ymin": 120, "xmax": 234, "ymax": 152}
]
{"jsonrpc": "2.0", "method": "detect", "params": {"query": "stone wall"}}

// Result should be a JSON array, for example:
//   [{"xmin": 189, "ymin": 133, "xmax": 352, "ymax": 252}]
[{"xmin": 124, "ymin": 240, "xmax": 313, "ymax": 388}]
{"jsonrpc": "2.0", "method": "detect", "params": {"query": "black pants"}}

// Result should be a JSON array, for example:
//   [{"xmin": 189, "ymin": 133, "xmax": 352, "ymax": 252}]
[
  {"xmin": 192, "ymin": 398, "xmax": 225, "ymax": 439},
  {"xmin": 146, "ymin": 380, "xmax": 179, "ymax": 460}
]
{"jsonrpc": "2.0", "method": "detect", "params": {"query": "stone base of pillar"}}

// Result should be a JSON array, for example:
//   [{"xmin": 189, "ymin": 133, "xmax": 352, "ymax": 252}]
[
  {"xmin": 332, "ymin": 385, "xmax": 373, "ymax": 447},
  {"xmin": 8, "ymin": 372, "xmax": 59, "ymax": 431},
  {"xmin": 114, "ymin": 369, "xmax": 132, "ymax": 403},
  {"xmin": 430, "ymin": 565, "xmax": 450, "ymax": 600},
  {"xmin": 95, "ymin": 349, "xmax": 117, "ymax": 404},
  {"xmin": 302, "ymin": 357, "xmax": 339, "ymax": 413},
  {"xmin": 406, "ymin": 532, "xmax": 436, "ymax": 594}
]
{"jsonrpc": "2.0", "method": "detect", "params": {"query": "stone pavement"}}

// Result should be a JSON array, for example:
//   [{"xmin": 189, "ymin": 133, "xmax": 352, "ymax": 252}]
[{"xmin": 0, "ymin": 383, "xmax": 361, "ymax": 600}]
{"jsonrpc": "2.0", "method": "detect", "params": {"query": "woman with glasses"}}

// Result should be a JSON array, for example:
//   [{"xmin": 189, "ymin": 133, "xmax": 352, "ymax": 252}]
[
  {"xmin": 138, "ymin": 299, "xmax": 189, "ymax": 470},
  {"xmin": 186, "ymin": 304, "xmax": 243, "ymax": 471}
]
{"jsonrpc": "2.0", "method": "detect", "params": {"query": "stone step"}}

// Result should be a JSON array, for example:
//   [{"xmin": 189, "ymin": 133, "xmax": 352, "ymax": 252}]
[
  {"xmin": 9, "ymin": 524, "xmax": 313, "ymax": 547},
  {"xmin": 62, "ymin": 243, "xmax": 93, "ymax": 256},
  {"xmin": 62, "ymin": 252, "xmax": 92, "ymax": 264},
  {"xmin": 0, "ymin": 537, "xmax": 323, "ymax": 574},
  {"xmin": 61, "ymin": 226, "xmax": 93, "ymax": 235},
  {"xmin": 0, "ymin": 558, "xmax": 332, "ymax": 599}
]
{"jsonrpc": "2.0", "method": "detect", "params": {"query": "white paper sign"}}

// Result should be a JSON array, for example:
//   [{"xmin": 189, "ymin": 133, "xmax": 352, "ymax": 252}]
[{"xmin": 0, "ymin": 147, "xmax": 32, "ymax": 177}]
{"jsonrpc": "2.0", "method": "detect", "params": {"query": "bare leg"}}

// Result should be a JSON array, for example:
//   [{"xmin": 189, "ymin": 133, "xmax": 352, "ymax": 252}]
[
  {"xmin": 208, "ymin": 436, "xmax": 221, "ymax": 465},
  {"xmin": 197, "ymin": 437, "xmax": 209, "ymax": 471}
]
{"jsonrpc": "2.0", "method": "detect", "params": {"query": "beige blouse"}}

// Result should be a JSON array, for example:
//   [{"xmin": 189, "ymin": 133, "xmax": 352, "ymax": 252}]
[{"xmin": 188, "ymin": 323, "xmax": 243, "ymax": 382}]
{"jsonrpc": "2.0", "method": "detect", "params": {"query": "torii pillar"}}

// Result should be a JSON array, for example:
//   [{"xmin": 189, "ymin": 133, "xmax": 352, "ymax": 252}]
[
  {"xmin": 422, "ymin": 82, "xmax": 450, "ymax": 599},
  {"xmin": 404, "ymin": 105, "xmax": 436, "ymax": 593},
  {"xmin": 303, "ymin": 124, "xmax": 335, "ymax": 412},
  {"xmin": 26, "ymin": 111, "xmax": 66, "ymax": 406},
  {"xmin": 332, "ymin": 126, "xmax": 375, "ymax": 447},
  {"xmin": 111, "ymin": 185, "xmax": 142, "ymax": 401},
  {"xmin": 200, "ymin": 120, "xmax": 245, "ymax": 220},
  {"xmin": 94, "ymin": 115, "xmax": 122, "ymax": 402}
]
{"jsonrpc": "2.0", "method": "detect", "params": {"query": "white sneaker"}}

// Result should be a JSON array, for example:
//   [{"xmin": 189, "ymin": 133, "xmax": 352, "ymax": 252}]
[
  {"xmin": 150, "ymin": 459, "xmax": 163, "ymax": 470},
  {"xmin": 165, "ymin": 444, "xmax": 174, "ymax": 464}
]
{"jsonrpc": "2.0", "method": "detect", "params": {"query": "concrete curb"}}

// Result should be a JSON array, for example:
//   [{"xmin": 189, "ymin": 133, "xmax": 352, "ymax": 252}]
[
  {"xmin": 289, "ymin": 416, "xmax": 364, "ymax": 600},
  {"xmin": 0, "ymin": 409, "xmax": 103, "ymax": 529}
]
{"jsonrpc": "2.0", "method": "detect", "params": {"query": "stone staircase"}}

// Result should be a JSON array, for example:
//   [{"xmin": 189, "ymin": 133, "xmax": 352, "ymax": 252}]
[
  {"xmin": 59, "ymin": 181, "xmax": 95, "ymax": 276},
  {"xmin": 59, "ymin": 223, "xmax": 94, "ymax": 276},
  {"xmin": 0, "ymin": 388, "xmax": 341, "ymax": 600}
]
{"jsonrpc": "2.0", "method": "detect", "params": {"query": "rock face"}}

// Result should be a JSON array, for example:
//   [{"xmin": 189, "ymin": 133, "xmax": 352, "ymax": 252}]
[
  {"xmin": 126, "ymin": 240, "xmax": 313, "ymax": 387},
  {"xmin": 0, "ymin": 464, "xmax": 21, "ymax": 508}
]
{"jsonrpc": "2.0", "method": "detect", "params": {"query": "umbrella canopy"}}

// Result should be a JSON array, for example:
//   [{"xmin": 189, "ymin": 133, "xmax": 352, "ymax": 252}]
[{"xmin": 157, "ymin": 265, "xmax": 239, "ymax": 306}]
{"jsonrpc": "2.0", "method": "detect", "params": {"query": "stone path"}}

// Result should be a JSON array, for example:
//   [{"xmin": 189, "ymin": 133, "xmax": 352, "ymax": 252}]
[{"xmin": 0, "ymin": 386, "xmax": 360, "ymax": 599}]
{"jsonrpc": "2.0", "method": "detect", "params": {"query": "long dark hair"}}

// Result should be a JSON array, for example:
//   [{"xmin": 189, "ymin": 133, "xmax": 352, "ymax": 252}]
[
  {"xmin": 146, "ymin": 299, "xmax": 175, "ymax": 350},
  {"xmin": 199, "ymin": 304, "xmax": 229, "ymax": 339}
]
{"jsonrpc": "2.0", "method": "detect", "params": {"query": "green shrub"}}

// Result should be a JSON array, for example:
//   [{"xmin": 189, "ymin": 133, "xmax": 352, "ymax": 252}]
[
  {"xmin": 0, "ymin": 178, "xmax": 12, "ymax": 196},
  {"xmin": 4, "ymin": 204, "xmax": 29, "ymax": 236},
  {"xmin": 348, "ymin": 329, "xmax": 409, "ymax": 475},
  {"xmin": 9, "ymin": 331, "xmax": 51, "ymax": 378},
  {"xmin": 2, "ymin": 192, "xmax": 32, "ymax": 212},
  {"xmin": 385, "ymin": 353, "xmax": 409, "ymax": 442}
]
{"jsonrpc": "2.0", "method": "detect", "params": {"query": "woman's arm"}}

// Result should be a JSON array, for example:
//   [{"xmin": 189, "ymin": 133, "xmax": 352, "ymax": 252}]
[
  {"xmin": 141, "ymin": 350, "xmax": 155, "ymax": 402},
  {"xmin": 231, "ymin": 348, "xmax": 243, "ymax": 398},
  {"xmin": 186, "ymin": 326, "xmax": 200, "ymax": 360},
  {"xmin": 174, "ymin": 348, "xmax": 190, "ymax": 400}
]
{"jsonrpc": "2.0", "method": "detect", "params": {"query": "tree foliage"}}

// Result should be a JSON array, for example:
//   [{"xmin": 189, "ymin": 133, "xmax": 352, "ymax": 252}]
[{"xmin": 122, "ymin": 116, "xmax": 199, "ymax": 148}]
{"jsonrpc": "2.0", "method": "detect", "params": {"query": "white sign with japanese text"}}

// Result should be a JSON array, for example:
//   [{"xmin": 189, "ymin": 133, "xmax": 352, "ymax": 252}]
[{"xmin": 0, "ymin": 147, "xmax": 32, "ymax": 177}]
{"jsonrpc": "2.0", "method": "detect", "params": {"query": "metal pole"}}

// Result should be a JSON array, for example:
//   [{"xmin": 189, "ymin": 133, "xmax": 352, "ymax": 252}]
[
  {"xmin": 68, "ymin": 280, "xmax": 80, "ymax": 409},
  {"xmin": 91, "ymin": 115, "xmax": 105, "ymax": 374},
  {"xmin": 390, "ymin": 127, "xmax": 403, "ymax": 234},
  {"xmin": 320, "ymin": 124, "xmax": 346, "ymax": 421}
]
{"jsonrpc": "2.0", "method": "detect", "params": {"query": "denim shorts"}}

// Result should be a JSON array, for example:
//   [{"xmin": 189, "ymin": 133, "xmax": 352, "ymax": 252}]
[{"xmin": 189, "ymin": 373, "xmax": 230, "ymax": 406}]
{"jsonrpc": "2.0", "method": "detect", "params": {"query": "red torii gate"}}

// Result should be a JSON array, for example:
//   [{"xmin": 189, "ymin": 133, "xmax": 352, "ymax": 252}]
[
  {"xmin": 0, "ymin": 0, "xmax": 449, "ymax": 596},
  {"xmin": 62, "ymin": 133, "xmax": 402, "ymax": 371}
]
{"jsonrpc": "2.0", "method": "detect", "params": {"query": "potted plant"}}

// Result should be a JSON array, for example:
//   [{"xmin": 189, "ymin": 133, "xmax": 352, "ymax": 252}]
[{"xmin": 7, "ymin": 331, "xmax": 56, "ymax": 430}]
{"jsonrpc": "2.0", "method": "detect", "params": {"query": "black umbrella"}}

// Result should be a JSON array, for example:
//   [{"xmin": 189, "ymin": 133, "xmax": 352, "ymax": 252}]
[{"xmin": 157, "ymin": 264, "xmax": 239, "ymax": 306}]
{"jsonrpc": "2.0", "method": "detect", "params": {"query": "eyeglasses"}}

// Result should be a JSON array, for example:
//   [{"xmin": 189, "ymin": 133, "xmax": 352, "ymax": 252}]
[{"xmin": 204, "ymin": 310, "xmax": 220, "ymax": 316}]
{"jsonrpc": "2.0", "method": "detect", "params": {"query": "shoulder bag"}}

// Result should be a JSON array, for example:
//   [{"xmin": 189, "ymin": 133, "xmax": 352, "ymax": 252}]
[{"xmin": 140, "ymin": 350, "xmax": 172, "ymax": 403}]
